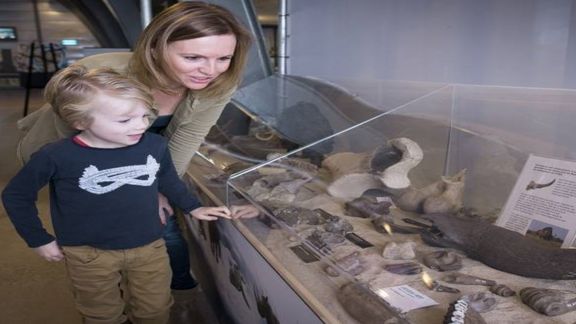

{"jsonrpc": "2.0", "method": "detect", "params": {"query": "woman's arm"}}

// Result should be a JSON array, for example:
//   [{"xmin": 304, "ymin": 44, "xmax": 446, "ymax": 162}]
[
  {"xmin": 17, "ymin": 103, "xmax": 76, "ymax": 164},
  {"xmin": 165, "ymin": 89, "xmax": 235, "ymax": 177}
]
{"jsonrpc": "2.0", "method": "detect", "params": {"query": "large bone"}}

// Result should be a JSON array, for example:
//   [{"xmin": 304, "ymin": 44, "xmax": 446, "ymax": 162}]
[
  {"xmin": 323, "ymin": 139, "xmax": 419, "ymax": 200},
  {"xmin": 379, "ymin": 137, "xmax": 423, "ymax": 189}
]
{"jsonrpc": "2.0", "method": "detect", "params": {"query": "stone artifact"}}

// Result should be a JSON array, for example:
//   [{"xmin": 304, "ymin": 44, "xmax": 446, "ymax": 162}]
[
  {"xmin": 324, "ymin": 218, "xmax": 354, "ymax": 235},
  {"xmin": 489, "ymin": 284, "xmax": 516, "ymax": 297},
  {"xmin": 273, "ymin": 206, "xmax": 323, "ymax": 227},
  {"xmin": 423, "ymin": 250, "xmax": 463, "ymax": 272},
  {"xmin": 346, "ymin": 195, "xmax": 393, "ymax": 219},
  {"xmin": 420, "ymin": 213, "xmax": 576, "ymax": 279},
  {"xmin": 306, "ymin": 229, "xmax": 345, "ymax": 250},
  {"xmin": 383, "ymin": 262, "xmax": 422, "ymax": 275},
  {"xmin": 462, "ymin": 292, "xmax": 496, "ymax": 313},
  {"xmin": 422, "ymin": 272, "xmax": 461, "ymax": 293},
  {"xmin": 324, "ymin": 251, "xmax": 365, "ymax": 277},
  {"xmin": 337, "ymin": 282, "xmax": 410, "ymax": 324},
  {"xmin": 442, "ymin": 272, "xmax": 496, "ymax": 286},
  {"xmin": 520, "ymin": 287, "xmax": 576, "ymax": 316},
  {"xmin": 382, "ymin": 242, "xmax": 416, "ymax": 260},
  {"xmin": 246, "ymin": 172, "xmax": 312, "ymax": 206},
  {"xmin": 372, "ymin": 216, "xmax": 423, "ymax": 235},
  {"xmin": 443, "ymin": 298, "xmax": 487, "ymax": 324}
]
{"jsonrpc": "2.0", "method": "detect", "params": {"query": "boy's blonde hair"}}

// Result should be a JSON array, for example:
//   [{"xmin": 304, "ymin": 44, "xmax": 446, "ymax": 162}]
[
  {"xmin": 44, "ymin": 65, "xmax": 155, "ymax": 129},
  {"xmin": 129, "ymin": 1, "xmax": 253, "ymax": 98}
]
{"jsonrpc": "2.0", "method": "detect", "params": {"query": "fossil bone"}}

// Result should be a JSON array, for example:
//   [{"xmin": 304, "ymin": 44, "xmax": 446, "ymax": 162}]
[
  {"xmin": 324, "ymin": 138, "xmax": 422, "ymax": 198},
  {"xmin": 394, "ymin": 180, "xmax": 445, "ymax": 213},
  {"xmin": 443, "ymin": 298, "xmax": 487, "ymax": 324},
  {"xmin": 380, "ymin": 137, "xmax": 423, "ymax": 189},
  {"xmin": 442, "ymin": 272, "xmax": 496, "ymax": 286},
  {"xmin": 394, "ymin": 169, "xmax": 466, "ymax": 214},
  {"xmin": 489, "ymin": 284, "xmax": 516, "ymax": 297},
  {"xmin": 327, "ymin": 173, "xmax": 385, "ymax": 200},
  {"xmin": 520, "ymin": 287, "xmax": 576, "ymax": 316},
  {"xmin": 423, "ymin": 169, "xmax": 466, "ymax": 214},
  {"xmin": 321, "ymin": 143, "xmax": 402, "ymax": 179},
  {"xmin": 338, "ymin": 283, "xmax": 410, "ymax": 324},
  {"xmin": 421, "ymin": 213, "xmax": 576, "ymax": 279}
]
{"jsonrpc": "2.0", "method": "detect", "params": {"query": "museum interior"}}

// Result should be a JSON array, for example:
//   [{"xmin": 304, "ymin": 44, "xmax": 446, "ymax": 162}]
[{"xmin": 1, "ymin": 1, "xmax": 576, "ymax": 324}]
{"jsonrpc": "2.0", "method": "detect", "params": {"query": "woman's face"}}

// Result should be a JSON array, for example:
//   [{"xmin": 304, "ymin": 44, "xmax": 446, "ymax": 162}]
[{"xmin": 166, "ymin": 34, "xmax": 237, "ymax": 90}]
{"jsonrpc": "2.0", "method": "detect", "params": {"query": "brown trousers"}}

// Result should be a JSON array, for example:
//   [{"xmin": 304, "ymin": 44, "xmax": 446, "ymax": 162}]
[{"xmin": 62, "ymin": 239, "xmax": 173, "ymax": 324}]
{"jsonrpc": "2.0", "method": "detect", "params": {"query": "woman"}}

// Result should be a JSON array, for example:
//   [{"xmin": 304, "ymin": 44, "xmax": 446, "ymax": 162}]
[{"xmin": 17, "ymin": 2, "xmax": 257, "ymax": 291}]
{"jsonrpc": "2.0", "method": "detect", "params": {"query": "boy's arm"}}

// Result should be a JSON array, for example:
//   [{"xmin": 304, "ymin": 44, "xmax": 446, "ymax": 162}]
[
  {"xmin": 1, "ymin": 151, "xmax": 56, "ymax": 248},
  {"xmin": 157, "ymin": 146, "xmax": 229, "ymax": 220},
  {"xmin": 157, "ymin": 145, "xmax": 203, "ymax": 213},
  {"xmin": 33, "ymin": 241, "xmax": 64, "ymax": 262}
]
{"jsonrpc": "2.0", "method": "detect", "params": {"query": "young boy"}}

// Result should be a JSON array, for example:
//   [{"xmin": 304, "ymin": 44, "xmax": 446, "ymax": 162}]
[{"xmin": 1, "ymin": 65, "xmax": 231, "ymax": 324}]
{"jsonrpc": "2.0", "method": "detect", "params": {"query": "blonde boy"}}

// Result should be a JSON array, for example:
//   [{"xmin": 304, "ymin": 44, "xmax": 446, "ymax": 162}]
[{"xmin": 2, "ymin": 65, "xmax": 230, "ymax": 324}]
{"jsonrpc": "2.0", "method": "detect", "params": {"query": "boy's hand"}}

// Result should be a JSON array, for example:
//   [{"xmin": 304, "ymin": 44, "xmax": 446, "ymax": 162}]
[
  {"xmin": 33, "ymin": 241, "xmax": 64, "ymax": 262},
  {"xmin": 190, "ymin": 206, "xmax": 231, "ymax": 221},
  {"xmin": 158, "ymin": 193, "xmax": 174, "ymax": 225},
  {"xmin": 230, "ymin": 204, "xmax": 260, "ymax": 219}
]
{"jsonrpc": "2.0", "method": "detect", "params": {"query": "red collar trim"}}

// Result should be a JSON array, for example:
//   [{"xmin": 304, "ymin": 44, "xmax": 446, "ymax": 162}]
[{"xmin": 72, "ymin": 135, "xmax": 90, "ymax": 147}]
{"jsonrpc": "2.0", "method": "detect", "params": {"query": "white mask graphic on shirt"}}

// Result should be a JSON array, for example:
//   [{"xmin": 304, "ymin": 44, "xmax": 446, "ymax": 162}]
[{"xmin": 79, "ymin": 155, "xmax": 160, "ymax": 194}]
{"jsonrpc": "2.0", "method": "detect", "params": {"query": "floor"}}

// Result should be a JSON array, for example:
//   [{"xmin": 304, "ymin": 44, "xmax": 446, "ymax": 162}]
[{"xmin": 0, "ymin": 89, "xmax": 220, "ymax": 324}]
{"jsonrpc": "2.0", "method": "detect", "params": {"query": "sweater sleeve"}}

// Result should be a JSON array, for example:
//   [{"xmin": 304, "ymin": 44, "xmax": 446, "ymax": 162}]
[
  {"xmin": 1, "ymin": 150, "xmax": 56, "ymax": 247},
  {"xmin": 157, "ymin": 145, "xmax": 202, "ymax": 213},
  {"xmin": 165, "ymin": 88, "xmax": 235, "ymax": 177}
]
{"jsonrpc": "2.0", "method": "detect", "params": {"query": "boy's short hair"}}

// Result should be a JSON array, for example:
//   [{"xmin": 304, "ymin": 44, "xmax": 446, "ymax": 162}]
[{"xmin": 44, "ymin": 65, "xmax": 156, "ymax": 129}]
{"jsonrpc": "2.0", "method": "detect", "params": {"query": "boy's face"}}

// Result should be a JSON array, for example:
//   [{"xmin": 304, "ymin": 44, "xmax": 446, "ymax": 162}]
[{"xmin": 76, "ymin": 93, "xmax": 151, "ymax": 148}]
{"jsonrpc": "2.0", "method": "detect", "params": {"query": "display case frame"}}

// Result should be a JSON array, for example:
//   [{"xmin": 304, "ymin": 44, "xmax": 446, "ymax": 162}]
[{"xmin": 185, "ymin": 77, "xmax": 576, "ymax": 324}]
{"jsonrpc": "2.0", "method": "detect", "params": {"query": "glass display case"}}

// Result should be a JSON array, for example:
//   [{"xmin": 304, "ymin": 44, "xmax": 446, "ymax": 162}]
[{"xmin": 185, "ymin": 77, "xmax": 576, "ymax": 324}]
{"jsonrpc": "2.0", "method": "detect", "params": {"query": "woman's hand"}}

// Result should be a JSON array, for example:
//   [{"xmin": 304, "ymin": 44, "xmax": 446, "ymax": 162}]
[
  {"xmin": 190, "ymin": 206, "xmax": 232, "ymax": 221},
  {"xmin": 33, "ymin": 241, "xmax": 64, "ymax": 262},
  {"xmin": 158, "ymin": 193, "xmax": 174, "ymax": 225},
  {"xmin": 230, "ymin": 204, "xmax": 260, "ymax": 219}
]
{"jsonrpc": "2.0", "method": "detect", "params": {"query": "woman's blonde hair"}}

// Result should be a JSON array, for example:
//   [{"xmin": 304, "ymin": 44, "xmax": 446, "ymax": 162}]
[
  {"xmin": 129, "ymin": 1, "xmax": 253, "ymax": 98},
  {"xmin": 44, "ymin": 65, "xmax": 155, "ymax": 129}
]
